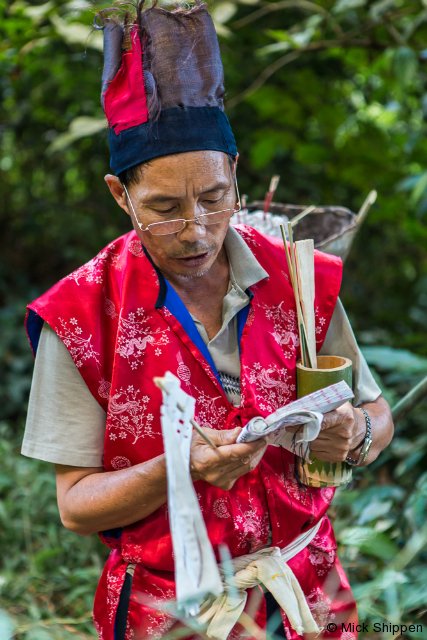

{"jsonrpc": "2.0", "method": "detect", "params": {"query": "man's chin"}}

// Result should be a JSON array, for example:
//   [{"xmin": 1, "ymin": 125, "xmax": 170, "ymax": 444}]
[{"xmin": 176, "ymin": 266, "xmax": 211, "ymax": 280}]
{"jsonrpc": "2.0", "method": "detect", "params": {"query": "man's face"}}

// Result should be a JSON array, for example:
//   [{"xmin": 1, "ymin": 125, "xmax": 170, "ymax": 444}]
[{"xmin": 107, "ymin": 150, "xmax": 237, "ymax": 284}]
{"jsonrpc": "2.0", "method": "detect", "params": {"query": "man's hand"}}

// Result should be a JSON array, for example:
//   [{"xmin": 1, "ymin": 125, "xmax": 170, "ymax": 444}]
[
  {"xmin": 309, "ymin": 401, "xmax": 365, "ymax": 463},
  {"xmin": 190, "ymin": 427, "xmax": 267, "ymax": 490}
]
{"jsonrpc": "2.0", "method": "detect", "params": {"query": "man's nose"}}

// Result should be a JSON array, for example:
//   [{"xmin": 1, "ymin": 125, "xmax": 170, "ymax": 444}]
[{"xmin": 177, "ymin": 206, "xmax": 208, "ymax": 240}]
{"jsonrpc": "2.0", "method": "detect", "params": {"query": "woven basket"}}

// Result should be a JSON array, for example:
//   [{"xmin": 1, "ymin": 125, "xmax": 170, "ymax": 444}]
[{"xmin": 247, "ymin": 201, "xmax": 360, "ymax": 261}]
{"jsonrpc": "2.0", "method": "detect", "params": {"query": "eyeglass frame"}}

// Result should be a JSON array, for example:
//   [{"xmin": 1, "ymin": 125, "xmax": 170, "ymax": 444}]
[{"xmin": 121, "ymin": 174, "xmax": 241, "ymax": 236}]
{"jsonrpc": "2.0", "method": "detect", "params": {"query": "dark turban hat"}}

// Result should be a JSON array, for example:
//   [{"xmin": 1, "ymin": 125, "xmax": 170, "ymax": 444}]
[{"xmin": 97, "ymin": 2, "xmax": 238, "ymax": 175}]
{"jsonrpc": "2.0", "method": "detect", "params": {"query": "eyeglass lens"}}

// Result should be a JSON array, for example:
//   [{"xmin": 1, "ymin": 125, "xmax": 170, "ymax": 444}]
[{"xmin": 146, "ymin": 208, "xmax": 237, "ymax": 236}]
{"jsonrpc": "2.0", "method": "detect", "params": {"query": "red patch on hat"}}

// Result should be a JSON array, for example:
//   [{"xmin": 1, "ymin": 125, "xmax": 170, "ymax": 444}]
[{"xmin": 104, "ymin": 26, "xmax": 148, "ymax": 134}]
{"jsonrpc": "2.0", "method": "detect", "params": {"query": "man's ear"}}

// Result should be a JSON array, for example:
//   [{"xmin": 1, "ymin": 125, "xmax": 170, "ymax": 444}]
[
  {"xmin": 232, "ymin": 153, "xmax": 239, "ymax": 177},
  {"xmin": 104, "ymin": 174, "xmax": 130, "ymax": 216}
]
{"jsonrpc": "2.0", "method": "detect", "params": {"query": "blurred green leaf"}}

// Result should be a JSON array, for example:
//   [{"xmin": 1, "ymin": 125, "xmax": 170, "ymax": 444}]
[
  {"xmin": 0, "ymin": 611, "xmax": 14, "ymax": 640},
  {"xmin": 339, "ymin": 527, "xmax": 400, "ymax": 560},
  {"xmin": 50, "ymin": 15, "xmax": 103, "ymax": 51},
  {"xmin": 362, "ymin": 346, "xmax": 427, "ymax": 374},
  {"xmin": 393, "ymin": 46, "xmax": 419, "ymax": 89},
  {"xmin": 333, "ymin": 0, "xmax": 367, "ymax": 13},
  {"xmin": 48, "ymin": 116, "xmax": 106, "ymax": 152}
]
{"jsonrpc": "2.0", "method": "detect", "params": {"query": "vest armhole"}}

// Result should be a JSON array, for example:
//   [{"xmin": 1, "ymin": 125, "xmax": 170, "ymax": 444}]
[{"xmin": 25, "ymin": 308, "xmax": 44, "ymax": 356}]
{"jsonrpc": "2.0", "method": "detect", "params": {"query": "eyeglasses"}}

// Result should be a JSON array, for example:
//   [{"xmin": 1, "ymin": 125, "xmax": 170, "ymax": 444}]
[{"xmin": 122, "ymin": 178, "xmax": 241, "ymax": 237}]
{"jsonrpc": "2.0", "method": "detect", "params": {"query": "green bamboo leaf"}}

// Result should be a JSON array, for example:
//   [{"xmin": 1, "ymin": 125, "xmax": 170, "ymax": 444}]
[
  {"xmin": 23, "ymin": 1, "xmax": 54, "ymax": 23},
  {"xmin": 361, "ymin": 346, "xmax": 427, "ymax": 374},
  {"xmin": 339, "ymin": 526, "xmax": 400, "ymax": 561},
  {"xmin": 50, "ymin": 14, "xmax": 103, "ymax": 51},
  {"xmin": 48, "ymin": 117, "xmax": 106, "ymax": 152},
  {"xmin": 410, "ymin": 171, "xmax": 427, "ymax": 205}
]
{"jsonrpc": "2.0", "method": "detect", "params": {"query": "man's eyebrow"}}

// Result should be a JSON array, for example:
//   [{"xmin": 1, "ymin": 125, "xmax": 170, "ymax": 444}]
[
  {"xmin": 199, "ymin": 180, "xmax": 231, "ymax": 194},
  {"xmin": 138, "ymin": 180, "xmax": 232, "ymax": 205}
]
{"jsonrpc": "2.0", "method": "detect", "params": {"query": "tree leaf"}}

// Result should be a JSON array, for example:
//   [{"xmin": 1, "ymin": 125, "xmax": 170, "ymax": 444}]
[
  {"xmin": 0, "ymin": 611, "xmax": 14, "ymax": 640},
  {"xmin": 23, "ymin": 1, "xmax": 54, "ymax": 23},
  {"xmin": 361, "ymin": 346, "xmax": 427, "ymax": 374},
  {"xmin": 49, "ymin": 117, "xmax": 106, "ymax": 152},
  {"xmin": 50, "ymin": 15, "xmax": 103, "ymax": 51},
  {"xmin": 339, "ymin": 526, "xmax": 399, "ymax": 560},
  {"xmin": 369, "ymin": 0, "xmax": 398, "ymax": 22},
  {"xmin": 393, "ymin": 46, "xmax": 419, "ymax": 88},
  {"xmin": 333, "ymin": 0, "xmax": 367, "ymax": 14}
]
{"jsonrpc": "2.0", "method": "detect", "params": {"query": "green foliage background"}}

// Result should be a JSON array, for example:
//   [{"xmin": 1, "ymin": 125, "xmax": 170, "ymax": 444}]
[{"xmin": 1, "ymin": 1, "xmax": 427, "ymax": 638}]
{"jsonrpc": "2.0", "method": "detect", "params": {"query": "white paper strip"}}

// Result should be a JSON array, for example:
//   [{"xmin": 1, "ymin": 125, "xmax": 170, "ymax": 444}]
[
  {"xmin": 157, "ymin": 372, "xmax": 223, "ymax": 616},
  {"xmin": 295, "ymin": 239, "xmax": 317, "ymax": 369}
]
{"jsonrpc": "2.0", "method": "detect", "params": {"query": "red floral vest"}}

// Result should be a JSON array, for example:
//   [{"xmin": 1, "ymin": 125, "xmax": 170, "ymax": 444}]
[{"xmin": 27, "ymin": 226, "xmax": 353, "ymax": 639}]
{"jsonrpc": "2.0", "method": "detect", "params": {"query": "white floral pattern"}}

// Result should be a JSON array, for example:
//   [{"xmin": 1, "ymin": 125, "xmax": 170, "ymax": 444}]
[
  {"xmin": 234, "ymin": 505, "xmax": 270, "ymax": 551},
  {"xmin": 213, "ymin": 498, "xmax": 231, "ymax": 519},
  {"xmin": 308, "ymin": 545, "xmax": 336, "ymax": 577},
  {"xmin": 259, "ymin": 301, "xmax": 299, "ymax": 359},
  {"xmin": 144, "ymin": 613, "xmax": 175, "ymax": 638},
  {"xmin": 315, "ymin": 305, "xmax": 327, "ymax": 342},
  {"xmin": 93, "ymin": 619, "xmax": 105, "ymax": 640},
  {"xmin": 193, "ymin": 385, "xmax": 228, "ymax": 428},
  {"xmin": 56, "ymin": 317, "xmax": 100, "ymax": 368},
  {"xmin": 128, "ymin": 238, "xmax": 144, "ymax": 257},
  {"xmin": 307, "ymin": 587, "xmax": 335, "ymax": 630},
  {"xmin": 67, "ymin": 246, "xmax": 120, "ymax": 286},
  {"xmin": 116, "ymin": 309, "xmax": 170, "ymax": 371},
  {"xmin": 276, "ymin": 468, "xmax": 313, "ymax": 509},
  {"xmin": 176, "ymin": 351, "xmax": 192, "ymax": 384},
  {"xmin": 244, "ymin": 361, "xmax": 294, "ymax": 413},
  {"xmin": 104, "ymin": 297, "xmax": 118, "ymax": 319},
  {"xmin": 124, "ymin": 627, "xmax": 135, "ymax": 640},
  {"xmin": 233, "ymin": 491, "xmax": 270, "ymax": 551},
  {"xmin": 111, "ymin": 456, "xmax": 132, "ymax": 470},
  {"xmin": 106, "ymin": 572, "xmax": 125, "ymax": 623},
  {"xmin": 107, "ymin": 385, "xmax": 155, "ymax": 444}
]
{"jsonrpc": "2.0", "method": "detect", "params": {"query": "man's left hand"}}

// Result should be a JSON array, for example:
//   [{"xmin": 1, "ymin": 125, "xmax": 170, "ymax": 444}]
[{"xmin": 309, "ymin": 401, "xmax": 365, "ymax": 463}]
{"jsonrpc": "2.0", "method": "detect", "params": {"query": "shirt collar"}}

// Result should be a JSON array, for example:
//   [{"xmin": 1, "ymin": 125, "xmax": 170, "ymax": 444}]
[{"xmin": 224, "ymin": 225, "xmax": 269, "ymax": 291}]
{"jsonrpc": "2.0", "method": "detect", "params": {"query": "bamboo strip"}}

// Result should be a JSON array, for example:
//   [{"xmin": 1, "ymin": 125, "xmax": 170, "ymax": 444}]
[
  {"xmin": 289, "ymin": 204, "xmax": 316, "ymax": 227},
  {"xmin": 295, "ymin": 239, "xmax": 317, "ymax": 368},
  {"xmin": 288, "ymin": 223, "xmax": 312, "ymax": 367}
]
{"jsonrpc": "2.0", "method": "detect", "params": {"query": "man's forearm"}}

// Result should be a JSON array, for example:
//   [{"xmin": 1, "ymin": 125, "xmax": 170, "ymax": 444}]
[
  {"xmin": 55, "ymin": 426, "xmax": 268, "ymax": 536},
  {"xmin": 55, "ymin": 455, "xmax": 168, "ymax": 536}
]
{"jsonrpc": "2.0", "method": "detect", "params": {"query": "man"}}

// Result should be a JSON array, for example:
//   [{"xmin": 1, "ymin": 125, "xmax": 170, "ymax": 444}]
[{"xmin": 22, "ymin": 4, "xmax": 393, "ymax": 639}]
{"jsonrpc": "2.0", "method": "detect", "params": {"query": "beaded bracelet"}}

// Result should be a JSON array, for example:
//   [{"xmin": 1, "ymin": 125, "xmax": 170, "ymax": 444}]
[{"xmin": 346, "ymin": 407, "xmax": 372, "ymax": 466}]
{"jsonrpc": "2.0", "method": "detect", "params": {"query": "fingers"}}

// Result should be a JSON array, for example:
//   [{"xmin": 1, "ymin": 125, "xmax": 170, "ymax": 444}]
[
  {"xmin": 310, "ymin": 443, "xmax": 349, "ymax": 463},
  {"xmin": 218, "ymin": 438, "xmax": 267, "ymax": 462},
  {"xmin": 311, "ymin": 403, "xmax": 358, "ymax": 462},
  {"xmin": 204, "ymin": 426, "xmax": 242, "ymax": 446},
  {"xmin": 321, "ymin": 402, "xmax": 354, "ymax": 431},
  {"xmin": 311, "ymin": 426, "xmax": 353, "ymax": 461},
  {"xmin": 190, "ymin": 427, "xmax": 267, "ymax": 487}
]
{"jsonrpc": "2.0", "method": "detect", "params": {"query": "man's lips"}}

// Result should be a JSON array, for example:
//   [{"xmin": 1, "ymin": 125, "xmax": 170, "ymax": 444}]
[{"xmin": 176, "ymin": 251, "xmax": 210, "ymax": 263}]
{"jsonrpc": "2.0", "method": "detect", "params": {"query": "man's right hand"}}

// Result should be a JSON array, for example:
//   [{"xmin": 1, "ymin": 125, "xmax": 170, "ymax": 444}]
[{"xmin": 190, "ymin": 427, "xmax": 267, "ymax": 490}]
